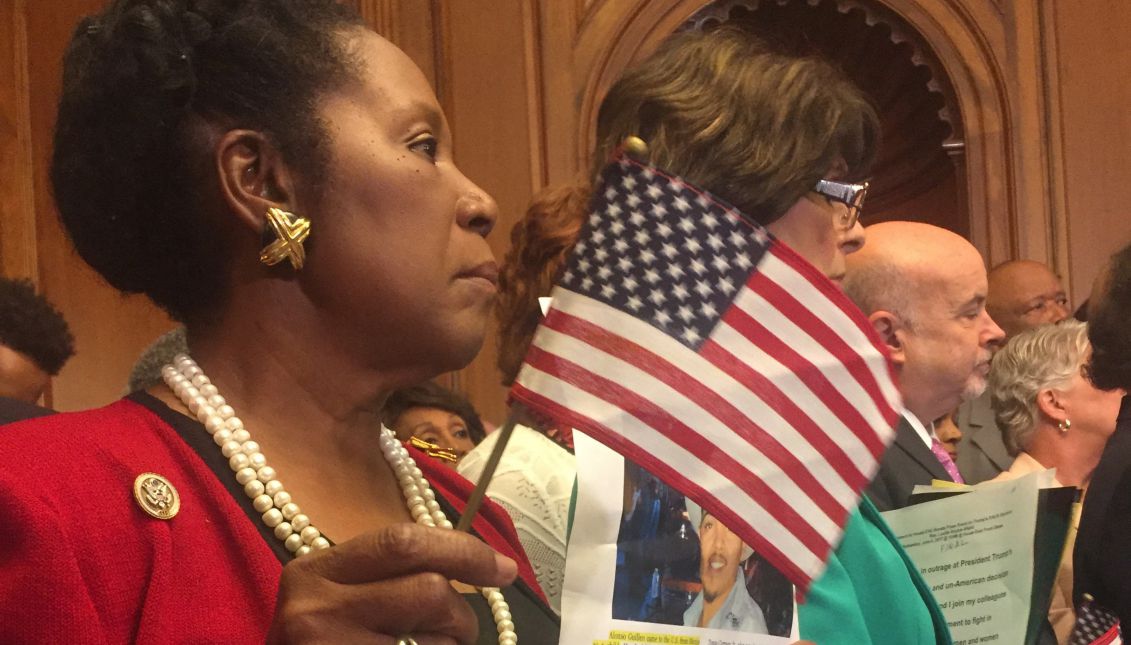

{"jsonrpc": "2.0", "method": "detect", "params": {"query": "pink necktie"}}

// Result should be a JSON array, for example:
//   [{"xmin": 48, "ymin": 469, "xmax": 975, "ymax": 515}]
[{"xmin": 930, "ymin": 437, "xmax": 964, "ymax": 484}]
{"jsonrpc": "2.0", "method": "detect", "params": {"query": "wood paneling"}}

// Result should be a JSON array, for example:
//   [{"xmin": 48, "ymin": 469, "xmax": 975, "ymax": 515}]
[
  {"xmin": 0, "ymin": 0, "xmax": 36, "ymax": 281},
  {"xmin": 441, "ymin": 0, "xmax": 539, "ymax": 425},
  {"xmin": 20, "ymin": 0, "xmax": 174, "ymax": 410},
  {"xmin": 1045, "ymin": 0, "xmax": 1131, "ymax": 304}
]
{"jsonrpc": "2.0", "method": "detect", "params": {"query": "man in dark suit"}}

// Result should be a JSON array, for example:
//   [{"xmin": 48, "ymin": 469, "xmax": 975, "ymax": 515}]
[
  {"xmin": 842, "ymin": 222, "xmax": 1005, "ymax": 511},
  {"xmin": 954, "ymin": 260, "xmax": 1070, "ymax": 483},
  {"xmin": 952, "ymin": 390, "xmax": 1013, "ymax": 484},
  {"xmin": 0, "ymin": 278, "xmax": 74, "ymax": 423}
]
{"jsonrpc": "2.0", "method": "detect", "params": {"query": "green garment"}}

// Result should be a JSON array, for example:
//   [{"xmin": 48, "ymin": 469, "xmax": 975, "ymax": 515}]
[{"xmin": 799, "ymin": 497, "xmax": 953, "ymax": 644}]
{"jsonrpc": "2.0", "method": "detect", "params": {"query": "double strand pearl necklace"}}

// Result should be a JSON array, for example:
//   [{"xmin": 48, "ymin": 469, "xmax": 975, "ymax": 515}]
[{"xmin": 161, "ymin": 354, "xmax": 517, "ymax": 644}]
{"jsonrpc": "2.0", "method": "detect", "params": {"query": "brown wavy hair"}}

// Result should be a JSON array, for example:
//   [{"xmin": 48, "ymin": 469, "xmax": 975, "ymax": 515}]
[{"xmin": 496, "ymin": 182, "xmax": 590, "ymax": 386}]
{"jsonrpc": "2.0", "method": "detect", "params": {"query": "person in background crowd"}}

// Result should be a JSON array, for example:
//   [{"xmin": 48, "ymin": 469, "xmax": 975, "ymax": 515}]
[
  {"xmin": 956, "ymin": 259, "xmax": 1071, "ymax": 484},
  {"xmin": 843, "ymin": 222, "xmax": 1005, "ymax": 511},
  {"xmin": 932, "ymin": 409, "xmax": 963, "ymax": 460},
  {"xmin": 0, "ymin": 1, "xmax": 559, "ymax": 641},
  {"xmin": 988, "ymin": 320, "xmax": 1123, "ymax": 642},
  {"xmin": 0, "ymin": 277, "xmax": 75, "ymax": 421},
  {"xmin": 986, "ymin": 260, "xmax": 1071, "ymax": 339},
  {"xmin": 383, "ymin": 381, "xmax": 486, "ymax": 468},
  {"xmin": 1074, "ymin": 243, "xmax": 1131, "ymax": 625}
]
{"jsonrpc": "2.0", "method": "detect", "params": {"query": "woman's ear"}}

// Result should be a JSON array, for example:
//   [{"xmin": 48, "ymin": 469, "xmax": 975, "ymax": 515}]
[
  {"xmin": 215, "ymin": 130, "xmax": 297, "ymax": 235},
  {"xmin": 1035, "ymin": 387, "xmax": 1067, "ymax": 425},
  {"xmin": 868, "ymin": 310, "xmax": 905, "ymax": 367}
]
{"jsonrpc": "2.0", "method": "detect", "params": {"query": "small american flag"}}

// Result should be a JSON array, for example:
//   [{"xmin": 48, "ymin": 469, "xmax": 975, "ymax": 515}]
[
  {"xmin": 509, "ymin": 153, "xmax": 901, "ymax": 590},
  {"xmin": 1071, "ymin": 595, "xmax": 1122, "ymax": 645}
]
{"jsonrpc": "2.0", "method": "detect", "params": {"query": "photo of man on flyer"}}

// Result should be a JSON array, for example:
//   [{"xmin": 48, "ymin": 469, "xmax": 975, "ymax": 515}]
[{"xmin": 683, "ymin": 500, "xmax": 768, "ymax": 632}]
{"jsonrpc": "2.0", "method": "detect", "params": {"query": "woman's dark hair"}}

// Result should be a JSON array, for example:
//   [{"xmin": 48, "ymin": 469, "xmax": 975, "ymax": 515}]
[
  {"xmin": 1087, "ymin": 243, "xmax": 1131, "ymax": 391},
  {"xmin": 382, "ymin": 381, "xmax": 487, "ymax": 445},
  {"xmin": 594, "ymin": 27, "xmax": 879, "ymax": 226},
  {"xmin": 51, "ymin": 0, "xmax": 365, "ymax": 321},
  {"xmin": 0, "ymin": 278, "xmax": 76, "ymax": 375}
]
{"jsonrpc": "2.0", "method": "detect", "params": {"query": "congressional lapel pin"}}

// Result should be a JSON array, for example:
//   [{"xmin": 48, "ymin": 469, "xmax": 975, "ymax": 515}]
[{"xmin": 133, "ymin": 473, "xmax": 180, "ymax": 520}]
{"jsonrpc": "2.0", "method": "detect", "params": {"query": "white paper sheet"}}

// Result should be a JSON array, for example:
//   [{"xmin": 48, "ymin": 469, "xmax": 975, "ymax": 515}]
[
  {"xmin": 882, "ymin": 472, "xmax": 1041, "ymax": 645},
  {"xmin": 562, "ymin": 432, "xmax": 797, "ymax": 645}
]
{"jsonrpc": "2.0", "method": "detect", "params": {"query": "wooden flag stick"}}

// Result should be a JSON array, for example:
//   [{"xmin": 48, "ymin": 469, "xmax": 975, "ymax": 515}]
[{"xmin": 455, "ymin": 412, "xmax": 519, "ymax": 533}]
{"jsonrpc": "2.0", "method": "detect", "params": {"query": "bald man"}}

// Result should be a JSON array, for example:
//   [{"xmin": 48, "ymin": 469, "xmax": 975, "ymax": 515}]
[
  {"xmin": 986, "ymin": 260, "xmax": 1070, "ymax": 338},
  {"xmin": 954, "ymin": 260, "xmax": 1071, "ymax": 483},
  {"xmin": 843, "ymin": 222, "xmax": 1005, "ymax": 510}
]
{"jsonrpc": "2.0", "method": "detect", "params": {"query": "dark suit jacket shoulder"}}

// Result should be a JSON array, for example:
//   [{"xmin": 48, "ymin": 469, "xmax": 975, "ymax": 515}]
[
  {"xmin": 867, "ymin": 416, "xmax": 952, "ymax": 512},
  {"xmin": 954, "ymin": 393, "xmax": 1013, "ymax": 484},
  {"xmin": 0, "ymin": 396, "xmax": 54, "ymax": 425}
]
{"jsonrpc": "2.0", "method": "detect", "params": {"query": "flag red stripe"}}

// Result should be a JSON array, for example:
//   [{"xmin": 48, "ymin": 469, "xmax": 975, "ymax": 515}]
[
  {"xmin": 747, "ymin": 268, "xmax": 896, "ymax": 434},
  {"xmin": 509, "ymin": 382, "xmax": 817, "ymax": 591},
  {"xmin": 699, "ymin": 339, "xmax": 868, "ymax": 489},
  {"xmin": 544, "ymin": 311, "xmax": 849, "ymax": 523},
  {"xmin": 721, "ymin": 304, "xmax": 891, "ymax": 460},
  {"xmin": 522, "ymin": 344, "xmax": 833, "ymax": 561},
  {"xmin": 1091, "ymin": 625, "xmax": 1122, "ymax": 645},
  {"xmin": 742, "ymin": 275, "xmax": 896, "ymax": 457},
  {"xmin": 768, "ymin": 244, "xmax": 897, "ymax": 365}
]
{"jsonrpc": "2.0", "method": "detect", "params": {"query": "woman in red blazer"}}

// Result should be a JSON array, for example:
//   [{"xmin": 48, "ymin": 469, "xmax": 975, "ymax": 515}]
[{"xmin": 0, "ymin": 1, "xmax": 557, "ymax": 643}]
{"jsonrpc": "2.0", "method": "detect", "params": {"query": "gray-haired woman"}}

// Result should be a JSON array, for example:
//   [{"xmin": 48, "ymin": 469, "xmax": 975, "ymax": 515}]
[{"xmin": 988, "ymin": 319, "xmax": 1123, "ymax": 641}]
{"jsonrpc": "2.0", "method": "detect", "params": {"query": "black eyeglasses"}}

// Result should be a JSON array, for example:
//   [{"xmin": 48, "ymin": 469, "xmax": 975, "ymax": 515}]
[{"xmin": 814, "ymin": 179, "xmax": 869, "ymax": 230}]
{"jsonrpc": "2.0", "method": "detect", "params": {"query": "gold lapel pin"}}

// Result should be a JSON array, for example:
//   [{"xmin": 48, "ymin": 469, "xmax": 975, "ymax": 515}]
[{"xmin": 133, "ymin": 473, "xmax": 180, "ymax": 520}]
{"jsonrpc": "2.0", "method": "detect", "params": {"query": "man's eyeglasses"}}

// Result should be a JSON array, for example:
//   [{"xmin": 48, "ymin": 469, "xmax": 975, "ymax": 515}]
[{"xmin": 814, "ymin": 179, "xmax": 869, "ymax": 230}]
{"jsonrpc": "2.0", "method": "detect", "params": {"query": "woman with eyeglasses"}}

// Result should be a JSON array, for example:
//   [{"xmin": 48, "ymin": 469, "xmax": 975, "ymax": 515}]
[{"xmin": 495, "ymin": 26, "xmax": 949, "ymax": 644}]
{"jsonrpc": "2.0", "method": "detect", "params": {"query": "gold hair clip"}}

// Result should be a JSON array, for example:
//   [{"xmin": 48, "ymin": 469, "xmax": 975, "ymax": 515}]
[{"xmin": 623, "ymin": 135, "xmax": 650, "ymax": 161}]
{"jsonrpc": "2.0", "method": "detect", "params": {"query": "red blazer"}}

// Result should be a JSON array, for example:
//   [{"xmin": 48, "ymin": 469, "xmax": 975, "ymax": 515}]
[{"xmin": 0, "ymin": 399, "xmax": 544, "ymax": 643}]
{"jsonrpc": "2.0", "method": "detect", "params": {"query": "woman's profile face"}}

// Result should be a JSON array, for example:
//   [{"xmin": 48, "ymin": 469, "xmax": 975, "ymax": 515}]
[
  {"xmin": 300, "ymin": 32, "xmax": 499, "ymax": 375},
  {"xmin": 766, "ymin": 169, "xmax": 865, "ymax": 283}
]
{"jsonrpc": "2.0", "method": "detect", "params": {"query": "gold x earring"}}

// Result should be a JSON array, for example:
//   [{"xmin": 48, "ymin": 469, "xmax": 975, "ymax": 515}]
[{"xmin": 258, "ymin": 207, "xmax": 311, "ymax": 270}]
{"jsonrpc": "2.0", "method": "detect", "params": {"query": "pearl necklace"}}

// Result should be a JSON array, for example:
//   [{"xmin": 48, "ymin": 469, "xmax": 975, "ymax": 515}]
[{"xmin": 161, "ymin": 354, "xmax": 517, "ymax": 644}]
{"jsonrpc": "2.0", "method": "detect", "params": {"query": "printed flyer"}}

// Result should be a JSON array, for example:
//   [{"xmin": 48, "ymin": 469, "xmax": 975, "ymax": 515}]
[
  {"xmin": 883, "ymin": 472, "xmax": 1047, "ymax": 645},
  {"xmin": 562, "ymin": 432, "xmax": 797, "ymax": 645}
]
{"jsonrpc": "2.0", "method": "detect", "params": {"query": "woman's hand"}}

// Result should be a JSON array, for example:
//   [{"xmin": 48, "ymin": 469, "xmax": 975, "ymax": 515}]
[{"xmin": 267, "ymin": 523, "xmax": 517, "ymax": 644}]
